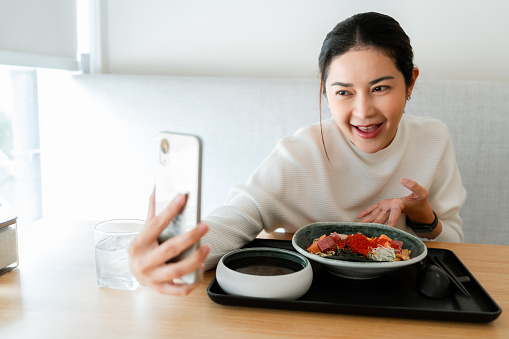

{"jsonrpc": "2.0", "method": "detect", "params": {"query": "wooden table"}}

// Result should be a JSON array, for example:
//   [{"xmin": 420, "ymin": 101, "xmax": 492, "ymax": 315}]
[{"xmin": 0, "ymin": 219, "xmax": 507, "ymax": 338}]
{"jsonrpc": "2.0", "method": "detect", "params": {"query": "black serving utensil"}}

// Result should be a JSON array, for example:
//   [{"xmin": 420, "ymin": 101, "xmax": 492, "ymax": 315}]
[{"xmin": 429, "ymin": 256, "xmax": 471, "ymax": 297}]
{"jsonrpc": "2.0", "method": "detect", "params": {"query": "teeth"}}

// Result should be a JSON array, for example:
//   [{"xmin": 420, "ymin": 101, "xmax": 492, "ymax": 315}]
[{"xmin": 357, "ymin": 125, "xmax": 378, "ymax": 132}]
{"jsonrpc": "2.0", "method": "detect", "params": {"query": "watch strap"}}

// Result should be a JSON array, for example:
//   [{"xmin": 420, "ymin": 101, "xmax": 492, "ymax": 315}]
[{"xmin": 406, "ymin": 211, "xmax": 438, "ymax": 233}]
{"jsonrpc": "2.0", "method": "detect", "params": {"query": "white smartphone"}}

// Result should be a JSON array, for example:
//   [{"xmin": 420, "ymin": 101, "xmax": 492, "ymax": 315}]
[{"xmin": 155, "ymin": 131, "xmax": 203, "ymax": 284}]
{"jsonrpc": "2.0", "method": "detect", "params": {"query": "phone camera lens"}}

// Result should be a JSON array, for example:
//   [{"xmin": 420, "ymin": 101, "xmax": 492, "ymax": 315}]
[{"xmin": 161, "ymin": 139, "xmax": 169, "ymax": 154}]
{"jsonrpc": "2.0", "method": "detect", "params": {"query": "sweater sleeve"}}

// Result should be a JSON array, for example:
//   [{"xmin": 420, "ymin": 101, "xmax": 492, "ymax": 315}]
[
  {"xmin": 200, "ymin": 125, "xmax": 323, "ymax": 270},
  {"xmin": 200, "ymin": 139, "xmax": 295, "ymax": 270},
  {"xmin": 200, "ymin": 188, "xmax": 265, "ymax": 271}
]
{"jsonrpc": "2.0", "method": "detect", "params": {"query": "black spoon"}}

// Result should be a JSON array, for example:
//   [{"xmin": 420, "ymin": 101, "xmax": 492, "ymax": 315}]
[{"xmin": 417, "ymin": 263, "xmax": 452, "ymax": 299}]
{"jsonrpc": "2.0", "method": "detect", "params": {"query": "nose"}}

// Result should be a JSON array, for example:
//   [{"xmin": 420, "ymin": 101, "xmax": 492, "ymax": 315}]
[{"xmin": 352, "ymin": 94, "xmax": 376, "ymax": 119}]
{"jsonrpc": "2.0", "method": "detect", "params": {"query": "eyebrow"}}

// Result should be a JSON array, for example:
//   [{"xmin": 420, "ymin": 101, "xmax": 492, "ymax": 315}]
[{"xmin": 330, "ymin": 76, "xmax": 395, "ymax": 88}]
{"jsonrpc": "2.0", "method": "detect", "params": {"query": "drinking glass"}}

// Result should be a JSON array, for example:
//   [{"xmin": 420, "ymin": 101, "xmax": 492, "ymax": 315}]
[{"xmin": 94, "ymin": 219, "xmax": 144, "ymax": 290}]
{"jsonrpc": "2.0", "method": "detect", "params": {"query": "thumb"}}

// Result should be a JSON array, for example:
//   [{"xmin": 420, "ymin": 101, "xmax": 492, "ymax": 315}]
[{"xmin": 400, "ymin": 178, "xmax": 425, "ymax": 200}]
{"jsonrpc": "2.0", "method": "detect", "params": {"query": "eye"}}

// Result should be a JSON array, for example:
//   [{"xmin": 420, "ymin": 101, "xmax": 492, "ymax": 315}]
[
  {"xmin": 335, "ymin": 90, "xmax": 351, "ymax": 96},
  {"xmin": 372, "ymin": 85, "xmax": 389, "ymax": 92}
]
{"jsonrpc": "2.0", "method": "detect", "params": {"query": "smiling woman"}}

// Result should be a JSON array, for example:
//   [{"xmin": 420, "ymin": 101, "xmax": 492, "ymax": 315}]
[{"xmin": 128, "ymin": 12, "xmax": 466, "ymax": 296}]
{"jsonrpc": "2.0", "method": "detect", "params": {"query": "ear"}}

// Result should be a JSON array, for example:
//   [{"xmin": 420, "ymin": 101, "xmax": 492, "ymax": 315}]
[{"xmin": 407, "ymin": 67, "xmax": 419, "ymax": 96}]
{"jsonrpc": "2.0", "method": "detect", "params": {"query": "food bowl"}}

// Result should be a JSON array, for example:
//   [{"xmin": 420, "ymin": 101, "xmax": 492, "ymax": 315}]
[
  {"xmin": 215, "ymin": 247, "xmax": 313, "ymax": 300},
  {"xmin": 292, "ymin": 222, "xmax": 427, "ymax": 280}
]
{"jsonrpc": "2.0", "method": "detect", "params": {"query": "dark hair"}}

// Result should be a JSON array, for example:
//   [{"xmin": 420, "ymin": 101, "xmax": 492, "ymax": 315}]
[
  {"xmin": 319, "ymin": 12, "xmax": 414, "ymax": 93},
  {"xmin": 318, "ymin": 12, "xmax": 414, "ymax": 161}
]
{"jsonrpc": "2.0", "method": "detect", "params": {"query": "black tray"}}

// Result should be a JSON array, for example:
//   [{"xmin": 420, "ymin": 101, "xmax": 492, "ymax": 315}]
[{"xmin": 207, "ymin": 239, "xmax": 502, "ymax": 323}]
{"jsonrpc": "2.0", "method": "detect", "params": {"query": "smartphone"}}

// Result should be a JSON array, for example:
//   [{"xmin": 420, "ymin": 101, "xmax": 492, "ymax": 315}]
[{"xmin": 155, "ymin": 131, "xmax": 203, "ymax": 284}]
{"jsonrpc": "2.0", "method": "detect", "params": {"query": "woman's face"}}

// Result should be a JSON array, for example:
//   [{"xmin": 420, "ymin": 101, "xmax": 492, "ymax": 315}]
[{"xmin": 325, "ymin": 48, "xmax": 418, "ymax": 154}]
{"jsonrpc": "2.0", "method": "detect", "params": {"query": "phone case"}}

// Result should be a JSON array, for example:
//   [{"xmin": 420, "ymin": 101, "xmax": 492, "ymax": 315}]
[{"xmin": 155, "ymin": 132, "xmax": 203, "ymax": 284}]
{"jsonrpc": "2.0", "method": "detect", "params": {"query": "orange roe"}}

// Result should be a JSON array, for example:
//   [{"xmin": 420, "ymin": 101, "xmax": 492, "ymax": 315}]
[
  {"xmin": 348, "ymin": 234, "xmax": 375, "ymax": 256},
  {"xmin": 335, "ymin": 237, "xmax": 350, "ymax": 250},
  {"xmin": 311, "ymin": 233, "xmax": 401, "ymax": 258},
  {"xmin": 374, "ymin": 237, "xmax": 391, "ymax": 248}
]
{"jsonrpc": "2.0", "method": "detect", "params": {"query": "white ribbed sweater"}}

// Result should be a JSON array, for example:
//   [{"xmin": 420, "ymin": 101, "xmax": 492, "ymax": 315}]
[{"xmin": 202, "ymin": 114, "xmax": 466, "ymax": 270}]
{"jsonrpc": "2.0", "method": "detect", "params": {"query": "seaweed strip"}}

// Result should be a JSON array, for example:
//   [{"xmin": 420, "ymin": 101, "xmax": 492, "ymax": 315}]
[{"xmin": 324, "ymin": 249, "xmax": 374, "ymax": 262}]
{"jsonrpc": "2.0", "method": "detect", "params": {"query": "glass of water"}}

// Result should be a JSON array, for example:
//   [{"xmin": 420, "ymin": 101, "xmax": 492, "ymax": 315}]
[{"xmin": 94, "ymin": 219, "xmax": 144, "ymax": 290}]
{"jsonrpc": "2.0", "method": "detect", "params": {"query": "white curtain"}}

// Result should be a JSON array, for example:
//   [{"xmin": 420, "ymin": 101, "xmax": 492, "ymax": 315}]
[{"xmin": 0, "ymin": 0, "xmax": 78, "ymax": 70}]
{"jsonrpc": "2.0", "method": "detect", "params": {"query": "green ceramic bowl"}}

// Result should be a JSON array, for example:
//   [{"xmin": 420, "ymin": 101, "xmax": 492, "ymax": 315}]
[{"xmin": 292, "ymin": 222, "xmax": 427, "ymax": 279}]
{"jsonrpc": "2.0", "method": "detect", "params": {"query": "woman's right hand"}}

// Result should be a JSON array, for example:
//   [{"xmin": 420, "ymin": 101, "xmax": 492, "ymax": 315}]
[{"xmin": 128, "ymin": 192, "xmax": 210, "ymax": 295}]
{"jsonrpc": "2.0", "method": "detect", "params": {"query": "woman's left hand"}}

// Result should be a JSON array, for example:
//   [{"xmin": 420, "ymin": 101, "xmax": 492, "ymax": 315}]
[{"xmin": 357, "ymin": 178, "xmax": 434, "ymax": 227}]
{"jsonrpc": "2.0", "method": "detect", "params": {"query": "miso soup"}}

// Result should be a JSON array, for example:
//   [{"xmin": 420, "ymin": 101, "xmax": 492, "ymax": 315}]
[{"xmin": 226, "ymin": 256, "xmax": 304, "ymax": 276}]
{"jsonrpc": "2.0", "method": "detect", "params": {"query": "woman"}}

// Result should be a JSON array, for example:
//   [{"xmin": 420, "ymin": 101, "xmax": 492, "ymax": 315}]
[{"xmin": 128, "ymin": 12, "xmax": 466, "ymax": 295}]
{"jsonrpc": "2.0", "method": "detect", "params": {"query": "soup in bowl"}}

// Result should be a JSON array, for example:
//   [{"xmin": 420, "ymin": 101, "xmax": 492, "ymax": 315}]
[{"xmin": 215, "ymin": 247, "xmax": 313, "ymax": 300}]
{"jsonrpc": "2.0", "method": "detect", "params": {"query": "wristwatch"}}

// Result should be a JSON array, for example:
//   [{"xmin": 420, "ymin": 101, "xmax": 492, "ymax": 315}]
[{"xmin": 406, "ymin": 211, "xmax": 438, "ymax": 234}]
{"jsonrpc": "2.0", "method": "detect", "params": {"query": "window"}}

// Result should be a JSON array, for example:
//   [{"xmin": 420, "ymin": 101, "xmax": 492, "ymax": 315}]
[
  {"xmin": 0, "ymin": 0, "xmax": 88, "ymax": 223},
  {"xmin": 0, "ymin": 66, "xmax": 42, "ymax": 223}
]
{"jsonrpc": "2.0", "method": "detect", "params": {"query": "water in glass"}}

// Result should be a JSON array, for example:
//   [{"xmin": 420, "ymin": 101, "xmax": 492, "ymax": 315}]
[{"xmin": 95, "ymin": 234, "xmax": 140, "ymax": 290}]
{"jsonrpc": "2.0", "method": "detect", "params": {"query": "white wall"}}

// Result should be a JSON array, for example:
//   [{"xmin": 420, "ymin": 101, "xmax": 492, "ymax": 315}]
[
  {"xmin": 99, "ymin": 0, "xmax": 509, "ymax": 81},
  {"xmin": 37, "ymin": 72, "xmax": 321, "ymax": 221}
]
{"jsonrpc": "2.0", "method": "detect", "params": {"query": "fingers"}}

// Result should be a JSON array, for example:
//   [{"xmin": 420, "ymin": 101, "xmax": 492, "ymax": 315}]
[
  {"xmin": 386, "ymin": 210, "xmax": 402, "ymax": 227},
  {"xmin": 358, "ymin": 180, "xmax": 429, "ymax": 228},
  {"xmin": 401, "ymin": 178, "xmax": 428, "ymax": 201},
  {"xmin": 128, "ymin": 191, "xmax": 211, "ymax": 296},
  {"xmin": 147, "ymin": 188, "xmax": 156, "ymax": 220},
  {"xmin": 129, "ymin": 221, "xmax": 209, "ymax": 292},
  {"xmin": 358, "ymin": 198, "xmax": 404, "ymax": 228},
  {"xmin": 135, "ymin": 193, "xmax": 188, "ymax": 246},
  {"xmin": 358, "ymin": 201, "xmax": 389, "ymax": 224},
  {"xmin": 358, "ymin": 203, "xmax": 379, "ymax": 219},
  {"xmin": 156, "ymin": 193, "xmax": 188, "ymax": 228},
  {"xmin": 144, "ymin": 223, "xmax": 209, "ymax": 271},
  {"xmin": 373, "ymin": 210, "xmax": 390, "ymax": 225},
  {"xmin": 151, "ymin": 265, "xmax": 206, "ymax": 296},
  {"xmin": 361, "ymin": 208, "xmax": 390, "ymax": 225},
  {"xmin": 149, "ymin": 244, "xmax": 210, "ymax": 286}
]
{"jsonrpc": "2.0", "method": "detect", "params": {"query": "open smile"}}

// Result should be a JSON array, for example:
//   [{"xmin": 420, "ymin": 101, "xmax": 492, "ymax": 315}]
[{"xmin": 352, "ymin": 123, "xmax": 383, "ymax": 139}]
